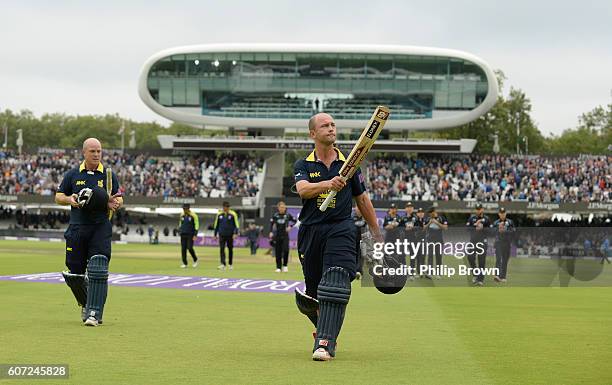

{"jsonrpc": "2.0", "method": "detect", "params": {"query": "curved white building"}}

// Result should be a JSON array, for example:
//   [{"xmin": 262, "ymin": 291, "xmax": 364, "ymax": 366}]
[{"xmin": 138, "ymin": 44, "xmax": 498, "ymax": 131}]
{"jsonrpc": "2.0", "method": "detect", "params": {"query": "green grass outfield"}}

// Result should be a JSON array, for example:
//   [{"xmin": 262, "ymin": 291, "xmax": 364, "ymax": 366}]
[{"xmin": 0, "ymin": 240, "xmax": 611, "ymax": 385}]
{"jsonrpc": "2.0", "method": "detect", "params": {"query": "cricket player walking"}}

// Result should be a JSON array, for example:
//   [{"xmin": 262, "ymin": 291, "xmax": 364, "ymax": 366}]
[
  {"xmin": 293, "ymin": 111, "xmax": 383, "ymax": 361},
  {"xmin": 55, "ymin": 138, "xmax": 122, "ymax": 326}
]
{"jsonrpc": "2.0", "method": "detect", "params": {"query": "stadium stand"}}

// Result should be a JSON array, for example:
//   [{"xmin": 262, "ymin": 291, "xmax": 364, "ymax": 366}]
[
  {"xmin": 1, "ymin": 150, "xmax": 609, "ymax": 203},
  {"xmin": 202, "ymin": 93, "xmax": 433, "ymax": 120},
  {"xmin": 204, "ymin": 94, "xmax": 313, "ymax": 119},
  {"xmin": 0, "ymin": 151, "xmax": 263, "ymax": 198},
  {"xmin": 323, "ymin": 95, "xmax": 432, "ymax": 120},
  {"xmin": 367, "ymin": 155, "xmax": 611, "ymax": 202}
]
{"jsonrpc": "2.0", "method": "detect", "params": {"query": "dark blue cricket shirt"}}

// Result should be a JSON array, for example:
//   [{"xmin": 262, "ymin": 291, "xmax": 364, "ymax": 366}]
[
  {"xmin": 57, "ymin": 161, "xmax": 120, "ymax": 225},
  {"xmin": 294, "ymin": 148, "xmax": 366, "ymax": 226}
]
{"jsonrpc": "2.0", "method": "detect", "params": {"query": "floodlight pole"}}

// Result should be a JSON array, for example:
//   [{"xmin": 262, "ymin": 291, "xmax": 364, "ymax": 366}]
[
  {"xmin": 16, "ymin": 128, "xmax": 23, "ymax": 155},
  {"xmin": 515, "ymin": 112, "xmax": 520, "ymax": 155},
  {"xmin": 2, "ymin": 120, "xmax": 7, "ymax": 150},
  {"xmin": 121, "ymin": 121, "xmax": 126, "ymax": 152}
]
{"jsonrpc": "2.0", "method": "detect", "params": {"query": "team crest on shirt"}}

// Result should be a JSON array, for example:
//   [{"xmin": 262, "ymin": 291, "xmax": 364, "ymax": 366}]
[
  {"xmin": 317, "ymin": 193, "xmax": 336, "ymax": 209},
  {"xmin": 98, "ymin": 180, "xmax": 103, "ymax": 188}
]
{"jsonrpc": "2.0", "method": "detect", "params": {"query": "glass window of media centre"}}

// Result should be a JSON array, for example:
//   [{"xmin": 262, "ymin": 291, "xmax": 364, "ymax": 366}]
[{"xmin": 147, "ymin": 52, "xmax": 489, "ymax": 120}]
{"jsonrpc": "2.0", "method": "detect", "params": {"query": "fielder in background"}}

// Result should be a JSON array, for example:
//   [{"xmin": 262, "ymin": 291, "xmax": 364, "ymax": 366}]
[
  {"xmin": 383, "ymin": 203, "xmax": 402, "ymax": 243},
  {"xmin": 269, "ymin": 201, "xmax": 296, "ymax": 272},
  {"xmin": 424, "ymin": 206, "xmax": 448, "ymax": 278},
  {"xmin": 55, "ymin": 138, "xmax": 122, "ymax": 327},
  {"xmin": 293, "ymin": 112, "xmax": 382, "ymax": 361},
  {"xmin": 245, "ymin": 223, "xmax": 261, "ymax": 256},
  {"xmin": 493, "ymin": 207, "xmax": 515, "ymax": 283},
  {"xmin": 466, "ymin": 203, "xmax": 492, "ymax": 286},
  {"xmin": 214, "ymin": 201, "xmax": 239, "ymax": 270},
  {"xmin": 414, "ymin": 207, "xmax": 427, "ymax": 277},
  {"xmin": 179, "ymin": 203, "xmax": 199, "ymax": 268},
  {"xmin": 600, "ymin": 238, "xmax": 611, "ymax": 264},
  {"xmin": 400, "ymin": 202, "xmax": 419, "ymax": 279}
]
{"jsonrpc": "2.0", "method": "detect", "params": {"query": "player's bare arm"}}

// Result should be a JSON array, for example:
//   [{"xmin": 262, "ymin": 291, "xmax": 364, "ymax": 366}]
[
  {"xmin": 295, "ymin": 177, "xmax": 346, "ymax": 199},
  {"xmin": 55, "ymin": 192, "xmax": 80, "ymax": 208},
  {"xmin": 354, "ymin": 192, "xmax": 383, "ymax": 242}
]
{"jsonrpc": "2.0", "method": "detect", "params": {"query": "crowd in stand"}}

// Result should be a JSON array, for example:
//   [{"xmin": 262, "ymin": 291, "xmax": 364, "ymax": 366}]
[
  {"xmin": 367, "ymin": 155, "xmax": 611, "ymax": 203},
  {"xmin": 0, "ymin": 151, "xmax": 263, "ymax": 198},
  {"xmin": 1, "ymin": 150, "xmax": 610, "ymax": 202},
  {"xmin": 0, "ymin": 205, "xmax": 70, "ymax": 230}
]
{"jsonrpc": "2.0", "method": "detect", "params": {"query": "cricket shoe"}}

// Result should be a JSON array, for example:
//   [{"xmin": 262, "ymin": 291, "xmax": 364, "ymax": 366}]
[
  {"xmin": 193, "ymin": 261, "xmax": 199, "ymax": 268},
  {"xmin": 493, "ymin": 276, "xmax": 501, "ymax": 282},
  {"xmin": 229, "ymin": 265, "xmax": 234, "ymax": 270},
  {"xmin": 81, "ymin": 307, "xmax": 102, "ymax": 325},
  {"xmin": 180, "ymin": 264, "xmax": 187, "ymax": 268},
  {"xmin": 312, "ymin": 333, "xmax": 337, "ymax": 354},
  {"xmin": 217, "ymin": 265, "xmax": 226, "ymax": 270},
  {"xmin": 282, "ymin": 266, "xmax": 288, "ymax": 273},
  {"xmin": 275, "ymin": 268, "xmax": 281, "ymax": 273},
  {"xmin": 312, "ymin": 348, "xmax": 333, "ymax": 361},
  {"xmin": 84, "ymin": 316, "xmax": 99, "ymax": 327}
]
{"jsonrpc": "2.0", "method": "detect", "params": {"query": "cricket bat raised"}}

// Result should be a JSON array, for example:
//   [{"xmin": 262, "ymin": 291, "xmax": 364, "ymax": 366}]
[
  {"xmin": 319, "ymin": 106, "xmax": 390, "ymax": 212},
  {"xmin": 106, "ymin": 167, "xmax": 113, "ymax": 220}
]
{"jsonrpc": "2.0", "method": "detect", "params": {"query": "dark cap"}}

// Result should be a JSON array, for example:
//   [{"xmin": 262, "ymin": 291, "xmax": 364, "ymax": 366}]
[
  {"xmin": 405, "ymin": 201, "xmax": 413, "ymax": 207},
  {"xmin": 182, "ymin": 203, "xmax": 190, "ymax": 209},
  {"xmin": 428, "ymin": 206, "xmax": 436, "ymax": 213},
  {"xmin": 475, "ymin": 202, "xmax": 483, "ymax": 209},
  {"xmin": 222, "ymin": 201, "xmax": 230, "ymax": 207},
  {"xmin": 417, "ymin": 207, "xmax": 424, "ymax": 213},
  {"xmin": 389, "ymin": 203, "xmax": 397, "ymax": 209},
  {"xmin": 499, "ymin": 207, "xmax": 506, "ymax": 213}
]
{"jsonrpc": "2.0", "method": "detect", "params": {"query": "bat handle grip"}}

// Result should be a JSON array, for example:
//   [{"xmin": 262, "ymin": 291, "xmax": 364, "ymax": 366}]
[{"xmin": 319, "ymin": 190, "xmax": 338, "ymax": 212}]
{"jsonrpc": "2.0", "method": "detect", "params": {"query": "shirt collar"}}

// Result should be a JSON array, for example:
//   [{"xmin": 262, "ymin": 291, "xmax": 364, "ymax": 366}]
[
  {"xmin": 305, "ymin": 147, "xmax": 346, "ymax": 163},
  {"xmin": 79, "ymin": 161, "xmax": 104, "ymax": 173}
]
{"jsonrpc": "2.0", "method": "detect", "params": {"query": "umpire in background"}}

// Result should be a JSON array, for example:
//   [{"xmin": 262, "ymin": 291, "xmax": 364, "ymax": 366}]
[
  {"xmin": 466, "ymin": 203, "xmax": 492, "ymax": 286},
  {"xmin": 269, "ymin": 201, "xmax": 296, "ymax": 273},
  {"xmin": 493, "ymin": 207, "xmax": 515, "ymax": 283},
  {"xmin": 55, "ymin": 138, "xmax": 122, "ymax": 327},
  {"xmin": 214, "ymin": 201, "xmax": 239, "ymax": 270},
  {"xmin": 179, "ymin": 203, "xmax": 199, "ymax": 268}
]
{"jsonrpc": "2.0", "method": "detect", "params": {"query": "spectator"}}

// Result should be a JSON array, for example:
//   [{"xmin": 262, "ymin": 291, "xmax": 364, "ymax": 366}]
[
  {"xmin": 0, "ymin": 150, "xmax": 263, "ymax": 198},
  {"xmin": 367, "ymin": 154, "xmax": 611, "ymax": 203}
]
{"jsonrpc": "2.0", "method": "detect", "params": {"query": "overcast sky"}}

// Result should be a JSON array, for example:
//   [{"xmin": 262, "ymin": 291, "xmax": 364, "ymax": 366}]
[{"xmin": 0, "ymin": 1, "xmax": 610, "ymax": 136}]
